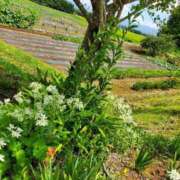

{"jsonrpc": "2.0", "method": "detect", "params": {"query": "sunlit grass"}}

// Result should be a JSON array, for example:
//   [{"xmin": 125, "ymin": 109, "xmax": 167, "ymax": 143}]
[
  {"xmin": 0, "ymin": 0, "xmax": 87, "ymax": 28},
  {"xmin": 117, "ymin": 29, "xmax": 145, "ymax": 44},
  {"xmin": 0, "ymin": 39, "xmax": 63, "ymax": 85},
  {"xmin": 112, "ymin": 78, "xmax": 180, "ymax": 137}
]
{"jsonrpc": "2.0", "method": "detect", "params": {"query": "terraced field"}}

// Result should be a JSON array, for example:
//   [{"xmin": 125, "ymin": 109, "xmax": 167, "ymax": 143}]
[{"xmin": 0, "ymin": 27, "xmax": 160, "ymax": 71}]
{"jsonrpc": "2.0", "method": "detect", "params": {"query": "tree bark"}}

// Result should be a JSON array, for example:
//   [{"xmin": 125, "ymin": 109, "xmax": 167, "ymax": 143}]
[{"xmin": 82, "ymin": 0, "xmax": 106, "ymax": 51}]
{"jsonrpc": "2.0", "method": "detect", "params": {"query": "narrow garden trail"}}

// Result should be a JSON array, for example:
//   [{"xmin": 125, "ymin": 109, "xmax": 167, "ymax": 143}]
[{"xmin": 0, "ymin": 26, "xmax": 161, "ymax": 71}]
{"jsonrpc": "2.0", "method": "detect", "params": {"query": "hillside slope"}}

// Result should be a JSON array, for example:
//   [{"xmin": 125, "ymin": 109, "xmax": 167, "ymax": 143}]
[
  {"xmin": 0, "ymin": 39, "xmax": 62, "ymax": 100},
  {"xmin": 0, "ymin": 0, "xmax": 87, "ymax": 37},
  {"xmin": 0, "ymin": 27, "xmax": 160, "ymax": 71}
]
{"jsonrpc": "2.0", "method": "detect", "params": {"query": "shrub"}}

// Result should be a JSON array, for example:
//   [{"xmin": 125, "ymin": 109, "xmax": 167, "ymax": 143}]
[
  {"xmin": 166, "ymin": 54, "xmax": 180, "ymax": 67},
  {"xmin": 131, "ymin": 79, "xmax": 179, "ymax": 91},
  {"xmin": 52, "ymin": 34, "xmax": 82, "ymax": 44},
  {"xmin": 32, "ymin": 0, "xmax": 75, "ymax": 14},
  {"xmin": 0, "ymin": 0, "xmax": 37, "ymax": 28},
  {"xmin": 143, "ymin": 135, "xmax": 170, "ymax": 156},
  {"xmin": 141, "ymin": 35, "xmax": 175, "ymax": 56},
  {"xmin": 0, "ymin": 82, "xmax": 125, "ymax": 177},
  {"xmin": 143, "ymin": 134, "xmax": 180, "ymax": 159}
]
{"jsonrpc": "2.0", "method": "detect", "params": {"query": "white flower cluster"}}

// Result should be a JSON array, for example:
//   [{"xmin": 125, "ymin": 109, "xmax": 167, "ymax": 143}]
[
  {"xmin": 4, "ymin": 98, "xmax": 10, "ymax": 104},
  {"xmin": 29, "ymin": 82, "xmax": 43, "ymax": 93},
  {"xmin": 47, "ymin": 85, "xmax": 58, "ymax": 94},
  {"xmin": 0, "ymin": 138, "xmax": 6, "ymax": 149},
  {"xmin": 0, "ymin": 154, "xmax": 5, "ymax": 162},
  {"xmin": 107, "ymin": 93, "xmax": 135, "ymax": 125},
  {"xmin": 168, "ymin": 169, "xmax": 180, "ymax": 180},
  {"xmin": 67, "ymin": 97, "xmax": 84, "ymax": 110},
  {"xmin": 0, "ymin": 138, "xmax": 6, "ymax": 162},
  {"xmin": 35, "ymin": 112, "xmax": 48, "ymax": 127},
  {"xmin": 7, "ymin": 124, "xmax": 23, "ymax": 138},
  {"xmin": 14, "ymin": 92, "xmax": 23, "ymax": 104}
]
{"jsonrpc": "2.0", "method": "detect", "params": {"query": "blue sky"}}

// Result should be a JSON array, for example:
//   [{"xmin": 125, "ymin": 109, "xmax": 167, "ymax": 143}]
[{"xmin": 68, "ymin": 0, "xmax": 172, "ymax": 30}]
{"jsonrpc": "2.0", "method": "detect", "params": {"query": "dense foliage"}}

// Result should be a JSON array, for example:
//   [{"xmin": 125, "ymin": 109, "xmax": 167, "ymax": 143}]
[
  {"xmin": 31, "ymin": 0, "xmax": 76, "ymax": 14},
  {"xmin": 160, "ymin": 6, "xmax": 180, "ymax": 47},
  {"xmin": 0, "ymin": 19, "xmax": 144, "ymax": 178},
  {"xmin": 141, "ymin": 35, "xmax": 175, "ymax": 56},
  {"xmin": 0, "ymin": 0, "xmax": 37, "ymax": 28},
  {"xmin": 131, "ymin": 79, "xmax": 179, "ymax": 91}
]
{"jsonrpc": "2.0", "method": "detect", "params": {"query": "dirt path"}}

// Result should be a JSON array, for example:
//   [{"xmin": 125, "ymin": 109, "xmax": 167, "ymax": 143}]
[{"xmin": 0, "ymin": 27, "xmax": 161, "ymax": 71}]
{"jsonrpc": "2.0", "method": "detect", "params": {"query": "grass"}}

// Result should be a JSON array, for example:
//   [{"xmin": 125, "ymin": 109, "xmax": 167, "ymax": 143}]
[
  {"xmin": 0, "ymin": 0, "xmax": 87, "ymax": 36},
  {"xmin": 52, "ymin": 29, "xmax": 145, "ymax": 44},
  {"xmin": 117, "ymin": 29, "xmax": 145, "ymax": 44},
  {"xmin": 112, "ymin": 77, "xmax": 180, "ymax": 137},
  {"xmin": 142, "ymin": 46, "xmax": 180, "ymax": 69},
  {"xmin": 0, "ymin": 39, "xmax": 62, "ymax": 94},
  {"xmin": 0, "ymin": 0, "xmax": 146, "ymax": 44},
  {"xmin": 52, "ymin": 34, "xmax": 83, "ymax": 44},
  {"xmin": 112, "ymin": 68, "xmax": 180, "ymax": 79},
  {"xmin": 14, "ymin": 0, "xmax": 86, "ymax": 26}
]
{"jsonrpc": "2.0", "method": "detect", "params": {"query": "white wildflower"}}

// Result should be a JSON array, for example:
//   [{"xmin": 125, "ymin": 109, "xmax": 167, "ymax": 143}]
[
  {"xmin": 14, "ymin": 92, "xmax": 23, "ymax": 104},
  {"xmin": 47, "ymin": 85, "xmax": 58, "ymax": 94},
  {"xmin": 115, "ymin": 97, "xmax": 136, "ymax": 125},
  {"xmin": 74, "ymin": 98, "xmax": 84, "ymax": 110},
  {"xmin": 4, "ymin": 98, "xmax": 10, "ymax": 104},
  {"xmin": 29, "ymin": 82, "xmax": 43, "ymax": 93},
  {"xmin": 7, "ymin": 124, "xmax": 23, "ymax": 138},
  {"xmin": 35, "ymin": 112, "xmax": 48, "ymax": 127},
  {"xmin": 0, "ymin": 138, "xmax": 6, "ymax": 149},
  {"xmin": 67, "ymin": 97, "xmax": 74, "ymax": 106},
  {"xmin": 0, "ymin": 154, "xmax": 5, "ymax": 162},
  {"xmin": 60, "ymin": 105, "xmax": 66, "ymax": 112},
  {"xmin": 44, "ymin": 95, "xmax": 53, "ymax": 106},
  {"xmin": 0, "ymin": 101, "xmax": 3, "ymax": 105},
  {"xmin": 57, "ymin": 94, "xmax": 65, "ymax": 105},
  {"xmin": 67, "ymin": 97, "xmax": 84, "ymax": 110},
  {"xmin": 168, "ymin": 169, "xmax": 180, "ymax": 180}
]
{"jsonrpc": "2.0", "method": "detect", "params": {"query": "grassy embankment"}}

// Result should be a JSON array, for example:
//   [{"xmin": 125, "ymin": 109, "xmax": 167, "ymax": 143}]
[
  {"xmin": 0, "ymin": 40, "xmax": 62, "ymax": 99},
  {"xmin": 0, "ymin": 0, "xmax": 145, "ymax": 44}
]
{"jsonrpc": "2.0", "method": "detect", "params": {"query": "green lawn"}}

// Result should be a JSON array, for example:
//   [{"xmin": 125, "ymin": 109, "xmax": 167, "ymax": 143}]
[
  {"xmin": 0, "ymin": 0, "xmax": 87, "ymax": 36},
  {"xmin": 112, "ymin": 77, "xmax": 180, "ymax": 137},
  {"xmin": 12, "ymin": 0, "xmax": 86, "ymax": 26},
  {"xmin": 112, "ymin": 68, "xmax": 180, "ymax": 79},
  {"xmin": 117, "ymin": 29, "xmax": 145, "ymax": 44}
]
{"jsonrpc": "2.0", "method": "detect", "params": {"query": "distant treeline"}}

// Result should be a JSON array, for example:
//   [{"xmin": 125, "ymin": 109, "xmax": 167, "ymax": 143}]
[{"xmin": 31, "ymin": 0, "xmax": 79, "ymax": 14}]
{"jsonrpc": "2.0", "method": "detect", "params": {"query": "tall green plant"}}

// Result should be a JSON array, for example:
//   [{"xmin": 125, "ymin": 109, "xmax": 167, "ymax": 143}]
[{"xmin": 64, "ymin": 19, "xmax": 122, "ymax": 97}]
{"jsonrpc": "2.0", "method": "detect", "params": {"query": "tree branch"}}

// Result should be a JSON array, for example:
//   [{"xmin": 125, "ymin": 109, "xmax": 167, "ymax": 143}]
[{"xmin": 73, "ymin": 0, "xmax": 91, "ymax": 22}]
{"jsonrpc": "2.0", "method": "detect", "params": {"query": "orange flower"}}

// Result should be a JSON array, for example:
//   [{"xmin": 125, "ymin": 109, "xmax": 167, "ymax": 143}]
[{"xmin": 47, "ymin": 147, "xmax": 56, "ymax": 158}]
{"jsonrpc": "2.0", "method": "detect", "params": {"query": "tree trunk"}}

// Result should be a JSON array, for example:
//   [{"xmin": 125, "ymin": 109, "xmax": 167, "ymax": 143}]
[{"xmin": 82, "ymin": 0, "xmax": 106, "ymax": 51}]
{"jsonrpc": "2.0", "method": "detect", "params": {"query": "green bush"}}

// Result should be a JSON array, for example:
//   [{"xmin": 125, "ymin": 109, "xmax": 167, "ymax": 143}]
[
  {"xmin": 0, "ymin": 0, "xmax": 37, "ymax": 28},
  {"xmin": 143, "ymin": 134, "xmax": 180, "ymax": 159},
  {"xmin": 131, "ymin": 79, "xmax": 179, "ymax": 91},
  {"xmin": 52, "ymin": 34, "xmax": 82, "ymax": 44},
  {"xmin": 141, "ymin": 35, "xmax": 175, "ymax": 56},
  {"xmin": 32, "ymin": 0, "xmax": 75, "ymax": 14},
  {"xmin": 166, "ymin": 54, "xmax": 180, "ymax": 67}
]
